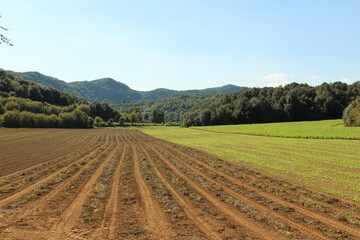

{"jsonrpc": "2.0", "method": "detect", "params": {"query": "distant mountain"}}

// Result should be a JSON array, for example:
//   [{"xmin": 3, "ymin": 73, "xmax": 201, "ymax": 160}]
[{"xmin": 11, "ymin": 71, "xmax": 245, "ymax": 103}]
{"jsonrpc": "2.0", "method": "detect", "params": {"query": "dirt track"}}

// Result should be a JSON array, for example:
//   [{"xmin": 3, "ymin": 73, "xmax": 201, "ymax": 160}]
[{"xmin": 0, "ymin": 129, "xmax": 359, "ymax": 239}]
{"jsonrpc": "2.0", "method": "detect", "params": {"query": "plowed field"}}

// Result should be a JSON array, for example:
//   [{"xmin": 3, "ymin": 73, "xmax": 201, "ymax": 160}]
[{"xmin": 0, "ymin": 129, "xmax": 359, "ymax": 240}]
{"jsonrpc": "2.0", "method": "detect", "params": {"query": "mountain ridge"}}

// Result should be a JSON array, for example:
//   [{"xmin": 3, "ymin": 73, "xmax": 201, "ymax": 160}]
[{"xmin": 11, "ymin": 71, "xmax": 245, "ymax": 103}]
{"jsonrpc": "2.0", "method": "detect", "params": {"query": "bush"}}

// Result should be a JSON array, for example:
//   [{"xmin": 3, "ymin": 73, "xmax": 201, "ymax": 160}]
[
  {"xmin": 2, "ymin": 110, "xmax": 21, "ymax": 127},
  {"xmin": 94, "ymin": 116, "xmax": 104, "ymax": 127},
  {"xmin": 60, "ymin": 109, "xmax": 91, "ymax": 128},
  {"xmin": 343, "ymin": 98, "xmax": 360, "ymax": 126},
  {"xmin": 4, "ymin": 101, "xmax": 20, "ymax": 111}
]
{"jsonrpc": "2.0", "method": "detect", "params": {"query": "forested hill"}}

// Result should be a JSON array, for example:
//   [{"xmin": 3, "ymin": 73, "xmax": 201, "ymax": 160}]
[
  {"xmin": 0, "ymin": 70, "xmax": 121, "ymax": 128},
  {"xmin": 182, "ymin": 81, "xmax": 360, "ymax": 127},
  {"xmin": 11, "ymin": 71, "xmax": 245, "ymax": 103},
  {"xmin": 112, "ymin": 93, "xmax": 223, "ymax": 123}
]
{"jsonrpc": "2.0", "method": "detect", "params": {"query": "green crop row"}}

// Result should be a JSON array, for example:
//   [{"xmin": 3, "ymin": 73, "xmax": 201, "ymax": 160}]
[
  {"xmin": 141, "ymin": 125, "xmax": 360, "ymax": 202},
  {"xmin": 191, "ymin": 119, "xmax": 360, "ymax": 140}
]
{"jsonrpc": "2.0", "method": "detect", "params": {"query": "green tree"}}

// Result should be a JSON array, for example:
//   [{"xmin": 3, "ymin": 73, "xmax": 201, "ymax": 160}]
[
  {"xmin": 129, "ymin": 112, "xmax": 137, "ymax": 124},
  {"xmin": 119, "ymin": 117, "xmax": 125, "ymax": 126},
  {"xmin": 135, "ymin": 112, "xmax": 142, "ymax": 122},
  {"xmin": 87, "ymin": 116, "xmax": 94, "ymax": 128},
  {"xmin": 107, "ymin": 118, "xmax": 114, "ymax": 127},
  {"xmin": 151, "ymin": 108, "xmax": 164, "ymax": 123},
  {"xmin": 94, "ymin": 116, "xmax": 104, "ymax": 127},
  {"xmin": 48, "ymin": 114, "xmax": 62, "ymax": 128},
  {"xmin": 143, "ymin": 112, "xmax": 149, "ymax": 122},
  {"xmin": 19, "ymin": 111, "xmax": 37, "ymax": 127},
  {"xmin": 343, "ymin": 98, "xmax": 360, "ymax": 127},
  {"xmin": 4, "ymin": 101, "xmax": 19, "ymax": 111},
  {"xmin": 77, "ymin": 104, "xmax": 91, "ymax": 115},
  {"xmin": 2, "ymin": 110, "xmax": 20, "ymax": 127}
]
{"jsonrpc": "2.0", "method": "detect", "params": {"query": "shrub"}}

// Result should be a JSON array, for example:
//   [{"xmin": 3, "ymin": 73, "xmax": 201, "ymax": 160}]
[
  {"xmin": 2, "ymin": 110, "xmax": 21, "ymax": 127},
  {"xmin": 94, "ymin": 116, "xmax": 104, "ymax": 127},
  {"xmin": 343, "ymin": 98, "xmax": 360, "ymax": 126},
  {"xmin": 4, "ymin": 101, "xmax": 20, "ymax": 111}
]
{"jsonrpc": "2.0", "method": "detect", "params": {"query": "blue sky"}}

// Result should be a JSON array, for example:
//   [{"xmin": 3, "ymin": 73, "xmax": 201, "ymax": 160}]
[{"xmin": 1, "ymin": 0, "xmax": 359, "ymax": 90}]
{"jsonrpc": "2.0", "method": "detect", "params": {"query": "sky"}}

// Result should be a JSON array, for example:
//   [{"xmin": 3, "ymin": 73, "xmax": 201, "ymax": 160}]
[{"xmin": 0, "ymin": 0, "xmax": 359, "ymax": 91}]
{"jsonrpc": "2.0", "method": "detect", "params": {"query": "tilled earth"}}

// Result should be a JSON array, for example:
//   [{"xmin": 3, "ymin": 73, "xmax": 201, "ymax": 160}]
[{"xmin": 0, "ymin": 129, "xmax": 359, "ymax": 239}]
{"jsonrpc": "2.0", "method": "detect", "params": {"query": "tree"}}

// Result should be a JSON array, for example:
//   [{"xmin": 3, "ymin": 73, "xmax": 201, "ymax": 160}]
[
  {"xmin": 2, "ymin": 111, "xmax": 20, "ymax": 127},
  {"xmin": 1, "ymin": 15, "xmax": 13, "ymax": 46},
  {"xmin": 119, "ymin": 117, "xmax": 125, "ymax": 126},
  {"xmin": 107, "ymin": 118, "xmax": 114, "ymax": 127},
  {"xmin": 200, "ymin": 109, "xmax": 212, "ymax": 126},
  {"xmin": 151, "ymin": 108, "xmax": 165, "ymax": 123},
  {"xmin": 181, "ymin": 82, "xmax": 360, "ymax": 127},
  {"xmin": 94, "ymin": 116, "xmax": 104, "ymax": 127},
  {"xmin": 144, "ymin": 112, "xmax": 149, "ymax": 122},
  {"xmin": 4, "ymin": 101, "xmax": 19, "ymax": 111},
  {"xmin": 135, "ymin": 112, "xmax": 142, "ymax": 122},
  {"xmin": 129, "ymin": 112, "xmax": 137, "ymax": 124},
  {"xmin": 343, "ymin": 98, "xmax": 360, "ymax": 127}
]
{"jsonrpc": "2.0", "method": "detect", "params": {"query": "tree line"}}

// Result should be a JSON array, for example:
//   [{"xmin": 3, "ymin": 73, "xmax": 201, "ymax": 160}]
[
  {"xmin": 0, "ymin": 69, "xmax": 86, "ymax": 106},
  {"xmin": 0, "ymin": 70, "xmax": 122, "ymax": 128},
  {"xmin": 181, "ymin": 82, "xmax": 360, "ymax": 127},
  {"xmin": 0, "ymin": 97, "xmax": 122, "ymax": 128},
  {"xmin": 0, "ymin": 70, "xmax": 169, "ymax": 128},
  {"xmin": 113, "ymin": 93, "xmax": 223, "ymax": 123}
]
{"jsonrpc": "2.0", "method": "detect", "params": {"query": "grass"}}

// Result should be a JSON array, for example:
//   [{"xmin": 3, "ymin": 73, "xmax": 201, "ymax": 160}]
[
  {"xmin": 192, "ymin": 119, "xmax": 360, "ymax": 140},
  {"xmin": 140, "ymin": 122, "xmax": 360, "ymax": 202}
]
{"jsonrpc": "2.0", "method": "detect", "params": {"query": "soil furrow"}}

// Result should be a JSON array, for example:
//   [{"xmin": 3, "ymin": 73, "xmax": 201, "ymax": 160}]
[
  {"xmin": 0, "ymin": 132, "xmax": 112, "ymax": 208},
  {"xmin": 0, "ymin": 133, "xmax": 104, "ymax": 198},
  {"xmin": 157, "ymin": 144, "xmax": 328, "ymax": 240},
  {"xmin": 0, "ymin": 129, "xmax": 359, "ymax": 240},
  {"xmin": 125, "ymin": 134, "xmax": 176, "ymax": 239},
  {"xmin": 143, "ymin": 138, "xmax": 286, "ymax": 240},
  {"xmin": 139, "ymin": 143, "xmax": 241, "ymax": 240},
  {"xmin": 49, "ymin": 133, "xmax": 120, "ymax": 239},
  {"xmin": 0, "ymin": 130, "xmax": 102, "ymax": 179},
  {"xmin": 142, "ymin": 132, "xmax": 360, "ymax": 238},
  {"xmin": 92, "ymin": 134, "xmax": 127, "ymax": 239},
  {"xmin": 116, "ymin": 138, "xmax": 149, "ymax": 239},
  {"xmin": 163, "ymin": 138, "xmax": 360, "ymax": 218}
]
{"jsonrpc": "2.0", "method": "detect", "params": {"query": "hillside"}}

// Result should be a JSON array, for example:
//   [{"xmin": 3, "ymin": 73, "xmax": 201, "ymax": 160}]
[
  {"xmin": 0, "ymin": 70, "xmax": 121, "ymax": 128},
  {"xmin": 11, "ymin": 71, "xmax": 245, "ymax": 103},
  {"xmin": 113, "ymin": 93, "xmax": 223, "ymax": 123}
]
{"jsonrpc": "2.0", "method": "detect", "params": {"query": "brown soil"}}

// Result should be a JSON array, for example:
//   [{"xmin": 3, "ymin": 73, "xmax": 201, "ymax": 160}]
[{"xmin": 0, "ymin": 129, "xmax": 359, "ymax": 240}]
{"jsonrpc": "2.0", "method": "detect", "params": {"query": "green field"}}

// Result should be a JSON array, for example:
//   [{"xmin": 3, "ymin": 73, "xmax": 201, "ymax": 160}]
[
  {"xmin": 140, "ymin": 122, "xmax": 360, "ymax": 202},
  {"xmin": 192, "ymin": 119, "xmax": 360, "ymax": 140}
]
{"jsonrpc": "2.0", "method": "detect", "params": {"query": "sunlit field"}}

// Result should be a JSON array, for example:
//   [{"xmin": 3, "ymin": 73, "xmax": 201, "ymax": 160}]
[
  {"xmin": 141, "ymin": 123, "xmax": 360, "ymax": 202},
  {"xmin": 192, "ymin": 119, "xmax": 360, "ymax": 140}
]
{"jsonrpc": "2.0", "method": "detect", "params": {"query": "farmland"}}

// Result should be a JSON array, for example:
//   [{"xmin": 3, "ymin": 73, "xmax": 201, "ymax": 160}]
[
  {"xmin": 191, "ymin": 119, "xmax": 360, "ymax": 140},
  {"xmin": 0, "ymin": 129, "xmax": 360, "ymax": 239},
  {"xmin": 141, "ymin": 123, "xmax": 360, "ymax": 202}
]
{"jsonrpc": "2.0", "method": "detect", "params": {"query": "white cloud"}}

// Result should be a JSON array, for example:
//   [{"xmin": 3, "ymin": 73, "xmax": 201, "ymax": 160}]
[
  {"xmin": 267, "ymin": 81, "xmax": 290, "ymax": 87},
  {"xmin": 339, "ymin": 77, "xmax": 351, "ymax": 83},
  {"xmin": 310, "ymin": 75, "xmax": 322, "ymax": 80},
  {"xmin": 262, "ymin": 73, "xmax": 287, "ymax": 81}
]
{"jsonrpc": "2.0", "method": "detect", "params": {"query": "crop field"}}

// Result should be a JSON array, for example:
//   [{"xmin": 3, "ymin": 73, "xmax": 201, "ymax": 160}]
[
  {"xmin": 141, "ymin": 126, "xmax": 360, "ymax": 202},
  {"xmin": 191, "ymin": 119, "xmax": 360, "ymax": 139},
  {"xmin": 0, "ymin": 129, "xmax": 360, "ymax": 240}
]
